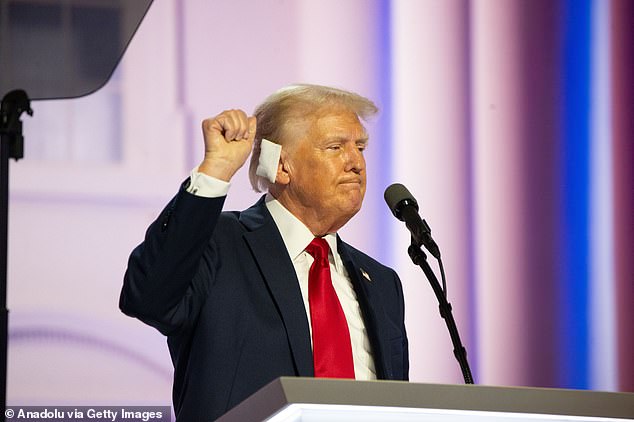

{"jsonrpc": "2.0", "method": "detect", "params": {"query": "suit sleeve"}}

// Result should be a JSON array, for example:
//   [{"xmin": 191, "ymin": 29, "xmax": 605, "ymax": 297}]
[
  {"xmin": 119, "ymin": 185, "xmax": 226, "ymax": 336},
  {"xmin": 394, "ymin": 270, "xmax": 410, "ymax": 380}
]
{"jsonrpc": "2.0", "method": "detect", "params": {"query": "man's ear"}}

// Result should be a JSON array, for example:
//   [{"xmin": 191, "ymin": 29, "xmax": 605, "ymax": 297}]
[{"xmin": 275, "ymin": 156, "xmax": 291, "ymax": 185}]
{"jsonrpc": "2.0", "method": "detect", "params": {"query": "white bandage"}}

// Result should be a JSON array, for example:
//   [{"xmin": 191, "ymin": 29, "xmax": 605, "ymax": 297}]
[{"xmin": 255, "ymin": 138, "xmax": 282, "ymax": 183}]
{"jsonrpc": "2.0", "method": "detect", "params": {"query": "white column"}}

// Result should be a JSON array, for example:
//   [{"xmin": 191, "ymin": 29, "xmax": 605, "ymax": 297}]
[
  {"xmin": 470, "ymin": 0, "xmax": 528, "ymax": 385},
  {"xmin": 391, "ymin": 0, "xmax": 472, "ymax": 383}
]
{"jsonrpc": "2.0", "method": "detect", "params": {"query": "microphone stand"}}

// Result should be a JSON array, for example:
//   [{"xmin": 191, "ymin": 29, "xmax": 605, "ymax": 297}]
[{"xmin": 407, "ymin": 238, "xmax": 474, "ymax": 384}]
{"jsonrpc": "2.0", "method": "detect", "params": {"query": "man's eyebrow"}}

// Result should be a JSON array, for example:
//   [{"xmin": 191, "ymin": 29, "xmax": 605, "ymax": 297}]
[
  {"xmin": 319, "ymin": 132, "xmax": 369, "ymax": 146},
  {"xmin": 322, "ymin": 135, "xmax": 368, "ymax": 142}
]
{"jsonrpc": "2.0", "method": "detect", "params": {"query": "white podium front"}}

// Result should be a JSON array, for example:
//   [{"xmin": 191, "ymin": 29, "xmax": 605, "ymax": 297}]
[{"xmin": 217, "ymin": 377, "xmax": 634, "ymax": 422}]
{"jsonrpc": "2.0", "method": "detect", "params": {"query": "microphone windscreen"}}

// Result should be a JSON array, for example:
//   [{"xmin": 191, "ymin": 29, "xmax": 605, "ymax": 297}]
[{"xmin": 384, "ymin": 183, "xmax": 418, "ymax": 220}]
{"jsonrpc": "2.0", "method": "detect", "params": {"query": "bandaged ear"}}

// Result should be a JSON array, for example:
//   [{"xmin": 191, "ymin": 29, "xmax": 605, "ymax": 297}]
[{"xmin": 255, "ymin": 139, "xmax": 282, "ymax": 184}]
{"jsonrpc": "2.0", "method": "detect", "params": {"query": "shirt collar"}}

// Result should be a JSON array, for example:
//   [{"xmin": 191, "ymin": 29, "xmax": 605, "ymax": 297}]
[{"xmin": 265, "ymin": 195, "xmax": 341, "ymax": 269}]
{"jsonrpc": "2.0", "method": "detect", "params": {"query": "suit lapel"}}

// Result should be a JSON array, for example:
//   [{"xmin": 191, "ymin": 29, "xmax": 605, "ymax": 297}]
[
  {"xmin": 338, "ymin": 238, "xmax": 393, "ymax": 379},
  {"xmin": 239, "ymin": 199, "xmax": 314, "ymax": 377}
]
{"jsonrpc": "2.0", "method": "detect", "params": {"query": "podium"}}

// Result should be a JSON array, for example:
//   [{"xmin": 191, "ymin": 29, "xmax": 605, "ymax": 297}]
[{"xmin": 217, "ymin": 377, "xmax": 634, "ymax": 421}]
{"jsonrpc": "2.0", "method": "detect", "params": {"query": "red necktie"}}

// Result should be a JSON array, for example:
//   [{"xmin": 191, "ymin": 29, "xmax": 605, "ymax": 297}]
[{"xmin": 306, "ymin": 238, "xmax": 355, "ymax": 379}]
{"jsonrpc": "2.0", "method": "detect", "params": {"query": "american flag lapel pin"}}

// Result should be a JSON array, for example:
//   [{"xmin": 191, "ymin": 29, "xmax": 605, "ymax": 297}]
[{"xmin": 360, "ymin": 268, "xmax": 372, "ymax": 283}]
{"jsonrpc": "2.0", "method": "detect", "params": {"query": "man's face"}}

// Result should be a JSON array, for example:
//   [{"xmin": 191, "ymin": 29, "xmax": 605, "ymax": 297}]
[{"xmin": 282, "ymin": 107, "xmax": 368, "ymax": 234}]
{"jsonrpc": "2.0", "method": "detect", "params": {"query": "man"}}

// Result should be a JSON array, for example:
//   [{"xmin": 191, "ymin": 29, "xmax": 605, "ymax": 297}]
[{"xmin": 120, "ymin": 84, "xmax": 409, "ymax": 421}]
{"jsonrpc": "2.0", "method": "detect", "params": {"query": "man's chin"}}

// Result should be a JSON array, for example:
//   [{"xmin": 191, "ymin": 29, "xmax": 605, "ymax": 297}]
[
  {"xmin": 343, "ymin": 197, "xmax": 364, "ymax": 218},
  {"xmin": 329, "ymin": 191, "xmax": 365, "ymax": 226},
  {"xmin": 339, "ymin": 184, "xmax": 365, "ymax": 198}
]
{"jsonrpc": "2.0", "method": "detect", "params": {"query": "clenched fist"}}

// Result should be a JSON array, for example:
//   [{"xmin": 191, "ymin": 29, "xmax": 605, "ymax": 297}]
[{"xmin": 197, "ymin": 109, "xmax": 257, "ymax": 181}]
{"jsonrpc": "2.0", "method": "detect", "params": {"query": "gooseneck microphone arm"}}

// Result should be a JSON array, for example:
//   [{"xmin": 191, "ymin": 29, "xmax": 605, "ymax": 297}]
[
  {"xmin": 407, "ymin": 239, "xmax": 473, "ymax": 384},
  {"xmin": 384, "ymin": 183, "xmax": 473, "ymax": 384}
]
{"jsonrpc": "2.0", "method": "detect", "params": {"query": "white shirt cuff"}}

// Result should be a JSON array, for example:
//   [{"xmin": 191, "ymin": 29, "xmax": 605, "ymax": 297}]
[{"xmin": 187, "ymin": 168, "xmax": 230, "ymax": 198}]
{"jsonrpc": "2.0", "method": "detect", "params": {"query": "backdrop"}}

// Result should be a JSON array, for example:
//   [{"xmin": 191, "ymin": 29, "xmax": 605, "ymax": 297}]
[{"xmin": 6, "ymin": 0, "xmax": 633, "ymax": 408}]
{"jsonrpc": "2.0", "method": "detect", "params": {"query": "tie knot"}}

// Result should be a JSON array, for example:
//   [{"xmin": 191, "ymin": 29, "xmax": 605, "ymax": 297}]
[{"xmin": 306, "ymin": 237, "xmax": 330, "ymax": 262}]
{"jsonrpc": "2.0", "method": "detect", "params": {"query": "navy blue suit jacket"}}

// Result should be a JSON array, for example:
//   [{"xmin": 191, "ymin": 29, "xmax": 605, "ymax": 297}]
[{"xmin": 120, "ymin": 187, "xmax": 409, "ymax": 421}]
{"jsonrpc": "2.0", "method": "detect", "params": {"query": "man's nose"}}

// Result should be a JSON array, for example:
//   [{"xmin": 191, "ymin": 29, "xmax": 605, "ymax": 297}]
[{"xmin": 344, "ymin": 144, "xmax": 365, "ymax": 173}]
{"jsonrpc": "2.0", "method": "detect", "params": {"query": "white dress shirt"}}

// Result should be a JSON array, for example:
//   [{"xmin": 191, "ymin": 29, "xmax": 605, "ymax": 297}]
[{"xmin": 187, "ymin": 169, "xmax": 377, "ymax": 380}]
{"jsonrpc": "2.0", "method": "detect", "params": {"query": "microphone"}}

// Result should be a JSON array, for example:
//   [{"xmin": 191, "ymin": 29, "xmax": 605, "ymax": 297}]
[{"xmin": 384, "ymin": 183, "xmax": 441, "ymax": 259}]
